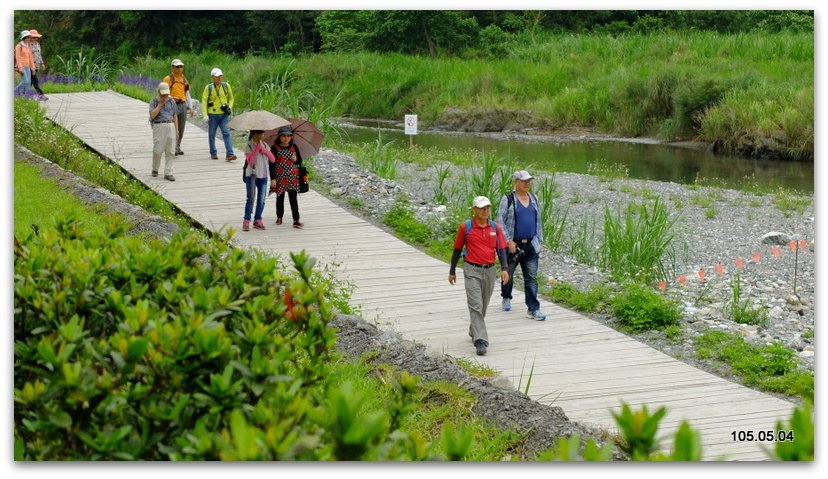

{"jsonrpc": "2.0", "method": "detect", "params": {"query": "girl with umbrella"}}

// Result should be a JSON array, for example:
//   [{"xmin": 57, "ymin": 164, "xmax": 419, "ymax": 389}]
[
  {"xmin": 269, "ymin": 126, "xmax": 304, "ymax": 228},
  {"xmin": 243, "ymin": 130, "xmax": 276, "ymax": 231}
]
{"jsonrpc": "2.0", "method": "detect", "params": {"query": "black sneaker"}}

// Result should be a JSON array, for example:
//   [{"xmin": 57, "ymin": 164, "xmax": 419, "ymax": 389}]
[
  {"xmin": 151, "ymin": 170, "xmax": 158, "ymax": 177},
  {"xmin": 474, "ymin": 339, "xmax": 487, "ymax": 356}
]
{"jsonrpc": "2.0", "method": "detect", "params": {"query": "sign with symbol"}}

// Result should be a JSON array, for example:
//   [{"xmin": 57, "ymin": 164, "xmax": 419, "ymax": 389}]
[{"xmin": 404, "ymin": 114, "xmax": 418, "ymax": 135}]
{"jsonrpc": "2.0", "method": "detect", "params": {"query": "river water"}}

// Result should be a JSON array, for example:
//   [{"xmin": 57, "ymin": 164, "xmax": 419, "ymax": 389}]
[{"xmin": 335, "ymin": 119, "xmax": 814, "ymax": 193}]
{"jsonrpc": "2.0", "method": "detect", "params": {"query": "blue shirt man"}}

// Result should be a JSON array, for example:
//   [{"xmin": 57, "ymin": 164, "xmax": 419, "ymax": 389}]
[{"xmin": 497, "ymin": 170, "xmax": 546, "ymax": 320}]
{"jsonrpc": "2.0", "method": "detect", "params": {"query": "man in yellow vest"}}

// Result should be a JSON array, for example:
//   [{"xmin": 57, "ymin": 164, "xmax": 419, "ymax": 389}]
[{"xmin": 201, "ymin": 67, "xmax": 237, "ymax": 161}]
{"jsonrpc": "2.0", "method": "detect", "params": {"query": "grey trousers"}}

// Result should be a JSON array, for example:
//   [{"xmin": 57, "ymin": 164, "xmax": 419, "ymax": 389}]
[
  {"xmin": 175, "ymin": 103, "xmax": 187, "ymax": 151},
  {"xmin": 463, "ymin": 263, "xmax": 497, "ymax": 345}
]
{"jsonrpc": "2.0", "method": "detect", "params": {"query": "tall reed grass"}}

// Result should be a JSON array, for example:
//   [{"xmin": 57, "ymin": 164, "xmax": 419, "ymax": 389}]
[{"xmin": 600, "ymin": 197, "xmax": 678, "ymax": 283}]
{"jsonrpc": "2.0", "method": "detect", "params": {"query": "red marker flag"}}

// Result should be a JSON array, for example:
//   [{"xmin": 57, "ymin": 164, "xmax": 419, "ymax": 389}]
[
  {"xmin": 698, "ymin": 269, "xmax": 707, "ymax": 281},
  {"xmin": 788, "ymin": 240, "xmax": 797, "ymax": 252},
  {"xmin": 678, "ymin": 275, "xmax": 687, "ymax": 286},
  {"xmin": 771, "ymin": 246, "xmax": 781, "ymax": 257},
  {"xmin": 799, "ymin": 240, "xmax": 809, "ymax": 250},
  {"xmin": 715, "ymin": 264, "xmax": 724, "ymax": 276},
  {"xmin": 735, "ymin": 258, "xmax": 744, "ymax": 269},
  {"xmin": 658, "ymin": 281, "xmax": 667, "ymax": 293},
  {"xmin": 752, "ymin": 252, "xmax": 761, "ymax": 263}
]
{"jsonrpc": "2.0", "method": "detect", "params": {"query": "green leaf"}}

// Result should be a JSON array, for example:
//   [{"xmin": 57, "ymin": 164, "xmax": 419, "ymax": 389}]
[{"xmin": 48, "ymin": 410, "xmax": 72, "ymax": 429}]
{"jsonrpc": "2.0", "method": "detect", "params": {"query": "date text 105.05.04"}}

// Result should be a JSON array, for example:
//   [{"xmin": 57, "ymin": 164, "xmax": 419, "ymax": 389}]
[{"xmin": 731, "ymin": 430, "xmax": 794, "ymax": 442}]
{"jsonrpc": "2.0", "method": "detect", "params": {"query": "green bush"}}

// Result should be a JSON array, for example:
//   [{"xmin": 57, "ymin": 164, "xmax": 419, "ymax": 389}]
[
  {"xmin": 548, "ymin": 281, "xmax": 613, "ymax": 313},
  {"xmin": 383, "ymin": 199, "xmax": 432, "ymax": 246},
  {"xmin": 694, "ymin": 331, "xmax": 812, "ymax": 397},
  {"xmin": 13, "ymin": 216, "xmax": 449, "ymax": 460},
  {"xmin": 611, "ymin": 283, "xmax": 681, "ymax": 332}
]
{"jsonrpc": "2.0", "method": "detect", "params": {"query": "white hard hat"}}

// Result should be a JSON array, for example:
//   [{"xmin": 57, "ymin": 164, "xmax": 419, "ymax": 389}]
[{"xmin": 210, "ymin": 68, "xmax": 223, "ymax": 77}]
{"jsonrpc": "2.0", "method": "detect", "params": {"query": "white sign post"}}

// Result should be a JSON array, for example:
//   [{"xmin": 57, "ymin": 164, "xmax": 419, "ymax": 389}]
[{"xmin": 404, "ymin": 114, "xmax": 418, "ymax": 149}]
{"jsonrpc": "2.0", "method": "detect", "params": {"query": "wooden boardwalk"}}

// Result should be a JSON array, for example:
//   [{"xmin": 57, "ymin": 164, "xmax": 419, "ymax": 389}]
[{"xmin": 41, "ymin": 91, "xmax": 798, "ymax": 461}]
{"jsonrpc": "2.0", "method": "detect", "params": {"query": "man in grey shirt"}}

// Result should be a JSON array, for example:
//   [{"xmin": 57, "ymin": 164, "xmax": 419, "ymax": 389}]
[{"xmin": 148, "ymin": 82, "xmax": 179, "ymax": 181}]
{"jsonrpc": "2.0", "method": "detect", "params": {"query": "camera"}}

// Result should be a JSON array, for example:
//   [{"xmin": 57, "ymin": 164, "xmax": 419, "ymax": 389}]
[{"xmin": 220, "ymin": 104, "xmax": 232, "ymax": 115}]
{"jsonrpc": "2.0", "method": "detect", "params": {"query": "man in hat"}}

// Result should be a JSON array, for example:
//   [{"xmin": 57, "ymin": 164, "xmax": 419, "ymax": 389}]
[
  {"xmin": 162, "ymin": 59, "xmax": 192, "ymax": 156},
  {"xmin": 201, "ymin": 67, "xmax": 237, "ymax": 161},
  {"xmin": 448, "ymin": 196, "xmax": 510, "ymax": 355},
  {"xmin": 27, "ymin": 29, "xmax": 47, "ymax": 100},
  {"xmin": 148, "ymin": 82, "xmax": 179, "ymax": 181},
  {"xmin": 14, "ymin": 30, "xmax": 35, "ymax": 95},
  {"xmin": 498, "ymin": 170, "xmax": 547, "ymax": 321}
]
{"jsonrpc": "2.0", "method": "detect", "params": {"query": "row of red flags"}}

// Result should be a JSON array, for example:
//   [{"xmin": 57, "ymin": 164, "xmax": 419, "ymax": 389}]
[{"xmin": 658, "ymin": 239, "xmax": 813, "ymax": 292}]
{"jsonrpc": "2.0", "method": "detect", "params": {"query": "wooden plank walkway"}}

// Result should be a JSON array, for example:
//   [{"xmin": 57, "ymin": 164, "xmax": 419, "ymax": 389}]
[{"xmin": 40, "ymin": 91, "xmax": 798, "ymax": 461}]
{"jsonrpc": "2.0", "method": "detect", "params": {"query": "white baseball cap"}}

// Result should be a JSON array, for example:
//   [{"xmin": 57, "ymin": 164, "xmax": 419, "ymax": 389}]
[
  {"xmin": 472, "ymin": 196, "xmax": 492, "ymax": 208},
  {"xmin": 171, "ymin": 58, "xmax": 184, "ymax": 66},
  {"xmin": 158, "ymin": 82, "xmax": 171, "ymax": 95},
  {"xmin": 211, "ymin": 68, "xmax": 223, "ymax": 77},
  {"xmin": 513, "ymin": 170, "xmax": 535, "ymax": 181}
]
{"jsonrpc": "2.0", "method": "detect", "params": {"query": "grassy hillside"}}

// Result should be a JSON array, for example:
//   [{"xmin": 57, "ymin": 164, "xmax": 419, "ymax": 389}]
[{"xmin": 118, "ymin": 30, "xmax": 811, "ymax": 160}]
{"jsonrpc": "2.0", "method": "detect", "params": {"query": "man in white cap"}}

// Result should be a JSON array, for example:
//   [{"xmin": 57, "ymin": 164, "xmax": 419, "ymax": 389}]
[
  {"xmin": 148, "ymin": 82, "xmax": 179, "ymax": 181},
  {"xmin": 201, "ymin": 67, "xmax": 237, "ymax": 161},
  {"xmin": 498, "ymin": 170, "xmax": 546, "ymax": 320},
  {"xmin": 448, "ymin": 195, "xmax": 510, "ymax": 355},
  {"xmin": 162, "ymin": 58, "xmax": 193, "ymax": 155}
]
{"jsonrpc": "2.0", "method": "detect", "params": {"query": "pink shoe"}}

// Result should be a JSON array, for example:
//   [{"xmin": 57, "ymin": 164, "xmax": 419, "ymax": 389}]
[
  {"xmin": 253, "ymin": 220, "xmax": 266, "ymax": 230},
  {"xmin": 242, "ymin": 220, "xmax": 250, "ymax": 231},
  {"xmin": 293, "ymin": 221, "xmax": 304, "ymax": 229}
]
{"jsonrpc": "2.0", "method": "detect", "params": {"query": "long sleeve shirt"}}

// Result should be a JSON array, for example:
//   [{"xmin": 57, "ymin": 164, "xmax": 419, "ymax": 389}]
[
  {"xmin": 244, "ymin": 140, "xmax": 276, "ymax": 179},
  {"xmin": 497, "ymin": 191, "xmax": 544, "ymax": 254}
]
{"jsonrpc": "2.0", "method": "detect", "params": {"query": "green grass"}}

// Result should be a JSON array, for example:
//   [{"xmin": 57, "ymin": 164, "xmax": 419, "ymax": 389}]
[
  {"xmin": 14, "ymin": 98, "xmax": 191, "ymax": 230},
  {"xmin": 112, "ymin": 30, "xmax": 811, "ymax": 160},
  {"xmin": 695, "ymin": 331, "xmax": 812, "ymax": 398},
  {"xmin": 14, "ymin": 161, "xmax": 127, "ymax": 236},
  {"xmin": 329, "ymin": 359, "xmax": 523, "ymax": 460},
  {"xmin": 600, "ymin": 197, "xmax": 679, "ymax": 283}
]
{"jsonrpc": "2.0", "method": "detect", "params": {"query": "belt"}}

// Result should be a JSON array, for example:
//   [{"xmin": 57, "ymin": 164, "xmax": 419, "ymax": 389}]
[
  {"xmin": 175, "ymin": 99, "xmax": 185, "ymax": 103},
  {"xmin": 514, "ymin": 239, "xmax": 530, "ymax": 244},
  {"xmin": 466, "ymin": 262, "xmax": 496, "ymax": 269},
  {"xmin": 153, "ymin": 120, "xmax": 173, "ymax": 124}
]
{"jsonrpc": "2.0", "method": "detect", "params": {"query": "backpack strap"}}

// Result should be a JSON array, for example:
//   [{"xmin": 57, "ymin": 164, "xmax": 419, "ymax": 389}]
[{"xmin": 463, "ymin": 219, "xmax": 501, "ymax": 256}]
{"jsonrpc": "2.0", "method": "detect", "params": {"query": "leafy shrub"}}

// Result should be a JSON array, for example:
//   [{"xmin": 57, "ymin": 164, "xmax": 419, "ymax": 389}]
[
  {"xmin": 694, "ymin": 331, "xmax": 811, "ymax": 397},
  {"xmin": 548, "ymin": 281, "xmax": 613, "ymax": 313},
  {"xmin": 383, "ymin": 199, "xmax": 432, "ymax": 246},
  {"xmin": 611, "ymin": 283, "xmax": 681, "ymax": 332},
  {"xmin": 13, "ymin": 216, "xmax": 450, "ymax": 460}
]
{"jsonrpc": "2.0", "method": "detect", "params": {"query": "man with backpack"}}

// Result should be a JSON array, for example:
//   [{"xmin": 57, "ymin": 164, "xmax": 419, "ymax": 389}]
[
  {"xmin": 162, "ymin": 59, "xmax": 193, "ymax": 156},
  {"xmin": 448, "ymin": 196, "xmax": 509, "ymax": 356},
  {"xmin": 201, "ymin": 67, "xmax": 237, "ymax": 161},
  {"xmin": 498, "ymin": 170, "xmax": 547, "ymax": 321}
]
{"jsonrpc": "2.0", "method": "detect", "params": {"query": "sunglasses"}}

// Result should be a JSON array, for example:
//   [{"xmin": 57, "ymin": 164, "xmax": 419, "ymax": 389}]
[{"xmin": 173, "ymin": 65, "xmax": 183, "ymax": 68}]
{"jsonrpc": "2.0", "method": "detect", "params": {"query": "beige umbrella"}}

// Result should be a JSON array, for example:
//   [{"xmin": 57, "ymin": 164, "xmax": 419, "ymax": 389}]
[{"xmin": 228, "ymin": 110, "xmax": 291, "ymax": 131}]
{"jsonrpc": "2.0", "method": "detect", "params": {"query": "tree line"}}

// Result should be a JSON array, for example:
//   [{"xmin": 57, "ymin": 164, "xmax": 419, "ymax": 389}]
[{"xmin": 14, "ymin": 10, "xmax": 813, "ymax": 65}]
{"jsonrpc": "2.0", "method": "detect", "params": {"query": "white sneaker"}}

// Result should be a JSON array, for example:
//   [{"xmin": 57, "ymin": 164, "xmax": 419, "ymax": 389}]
[
  {"xmin": 527, "ymin": 309, "xmax": 546, "ymax": 321},
  {"xmin": 502, "ymin": 298, "xmax": 512, "ymax": 311}
]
